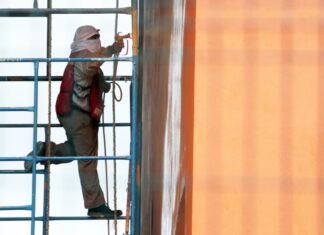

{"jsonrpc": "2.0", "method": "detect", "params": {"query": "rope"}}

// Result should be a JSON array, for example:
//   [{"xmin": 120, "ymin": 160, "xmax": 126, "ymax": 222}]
[
  {"xmin": 103, "ymin": 60, "xmax": 123, "ymax": 235},
  {"xmin": 45, "ymin": 0, "xmax": 52, "ymax": 233},
  {"xmin": 124, "ymin": 163, "xmax": 131, "ymax": 235},
  {"xmin": 103, "ymin": 1, "xmax": 124, "ymax": 234},
  {"xmin": 102, "ymin": 93, "xmax": 111, "ymax": 235},
  {"xmin": 113, "ymin": 1, "xmax": 120, "ymax": 234},
  {"xmin": 109, "ymin": 81, "xmax": 123, "ymax": 102},
  {"xmin": 112, "ymin": 54, "xmax": 118, "ymax": 235}
]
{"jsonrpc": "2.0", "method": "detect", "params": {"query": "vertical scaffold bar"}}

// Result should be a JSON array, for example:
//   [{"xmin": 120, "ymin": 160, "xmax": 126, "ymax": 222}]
[
  {"xmin": 42, "ymin": 128, "xmax": 50, "ymax": 235},
  {"xmin": 31, "ymin": 61, "xmax": 40, "ymax": 235},
  {"xmin": 131, "ymin": 0, "xmax": 139, "ymax": 234},
  {"xmin": 42, "ymin": 163, "xmax": 50, "ymax": 234},
  {"xmin": 33, "ymin": 0, "xmax": 38, "ymax": 8},
  {"xmin": 43, "ymin": 0, "xmax": 52, "ymax": 234},
  {"xmin": 130, "ymin": 60, "xmax": 138, "ymax": 235}
]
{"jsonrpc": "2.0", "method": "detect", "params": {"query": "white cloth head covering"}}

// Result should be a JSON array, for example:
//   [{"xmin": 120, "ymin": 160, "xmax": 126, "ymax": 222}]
[{"xmin": 70, "ymin": 25, "xmax": 101, "ymax": 53}]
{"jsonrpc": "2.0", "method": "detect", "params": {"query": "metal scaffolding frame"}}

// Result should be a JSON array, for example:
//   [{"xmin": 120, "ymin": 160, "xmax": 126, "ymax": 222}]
[
  {"xmin": 0, "ymin": 1, "xmax": 140, "ymax": 235},
  {"xmin": 0, "ymin": 7, "xmax": 132, "ymax": 16}
]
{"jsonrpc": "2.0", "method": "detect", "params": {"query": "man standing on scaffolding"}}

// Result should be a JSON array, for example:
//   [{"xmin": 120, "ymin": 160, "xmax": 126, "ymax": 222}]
[{"xmin": 25, "ymin": 25, "xmax": 123, "ymax": 218}]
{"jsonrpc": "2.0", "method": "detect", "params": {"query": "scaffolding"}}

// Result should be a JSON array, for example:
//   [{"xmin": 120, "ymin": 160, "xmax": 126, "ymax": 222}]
[{"xmin": 0, "ymin": 1, "xmax": 140, "ymax": 235}]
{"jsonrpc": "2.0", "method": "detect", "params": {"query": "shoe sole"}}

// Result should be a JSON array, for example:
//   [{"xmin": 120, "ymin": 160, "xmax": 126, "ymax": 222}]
[{"xmin": 88, "ymin": 211, "xmax": 122, "ymax": 219}]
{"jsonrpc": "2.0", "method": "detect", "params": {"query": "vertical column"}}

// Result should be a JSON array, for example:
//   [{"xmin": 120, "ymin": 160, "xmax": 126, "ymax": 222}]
[{"xmin": 131, "ymin": 0, "xmax": 139, "ymax": 234}]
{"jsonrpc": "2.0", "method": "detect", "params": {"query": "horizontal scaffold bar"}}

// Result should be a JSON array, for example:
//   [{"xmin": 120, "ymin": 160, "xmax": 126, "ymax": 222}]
[
  {"xmin": 0, "ymin": 155, "xmax": 131, "ymax": 162},
  {"xmin": 0, "ymin": 107, "xmax": 34, "ymax": 112},
  {"xmin": 0, "ymin": 75, "xmax": 132, "ymax": 82},
  {"xmin": 0, "ymin": 123, "xmax": 131, "ymax": 128},
  {"xmin": 0, "ymin": 7, "xmax": 132, "ymax": 17},
  {"xmin": 0, "ymin": 57, "xmax": 133, "ymax": 63},
  {"xmin": 0, "ymin": 205, "xmax": 31, "ymax": 211},
  {"xmin": 0, "ymin": 169, "xmax": 45, "ymax": 174},
  {"xmin": 0, "ymin": 216, "xmax": 127, "ymax": 221}
]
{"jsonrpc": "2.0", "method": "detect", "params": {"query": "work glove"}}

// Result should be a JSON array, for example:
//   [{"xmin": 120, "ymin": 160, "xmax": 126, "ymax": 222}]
[
  {"xmin": 112, "ymin": 39, "xmax": 124, "ymax": 54},
  {"xmin": 98, "ymin": 69, "xmax": 111, "ymax": 93}
]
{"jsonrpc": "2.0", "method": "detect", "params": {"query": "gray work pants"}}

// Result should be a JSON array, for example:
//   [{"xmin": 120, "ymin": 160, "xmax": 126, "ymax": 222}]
[{"xmin": 51, "ymin": 108, "xmax": 106, "ymax": 209}]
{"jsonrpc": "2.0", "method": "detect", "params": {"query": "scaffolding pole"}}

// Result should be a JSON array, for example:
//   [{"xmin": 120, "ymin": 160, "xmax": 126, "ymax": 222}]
[
  {"xmin": 0, "ymin": 7, "xmax": 132, "ymax": 17},
  {"xmin": 0, "ymin": 2, "xmax": 140, "ymax": 233},
  {"xmin": 0, "ymin": 75, "xmax": 132, "ymax": 82}
]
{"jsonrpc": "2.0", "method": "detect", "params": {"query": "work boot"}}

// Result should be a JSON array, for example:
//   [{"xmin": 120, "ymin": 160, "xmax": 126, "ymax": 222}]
[
  {"xmin": 24, "ymin": 141, "xmax": 46, "ymax": 172},
  {"xmin": 87, "ymin": 203, "xmax": 123, "ymax": 218}
]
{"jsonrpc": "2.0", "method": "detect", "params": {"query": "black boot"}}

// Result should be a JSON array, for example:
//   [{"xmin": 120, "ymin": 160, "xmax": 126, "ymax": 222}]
[
  {"xmin": 87, "ymin": 203, "xmax": 123, "ymax": 218},
  {"xmin": 24, "ymin": 141, "xmax": 46, "ymax": 172}
]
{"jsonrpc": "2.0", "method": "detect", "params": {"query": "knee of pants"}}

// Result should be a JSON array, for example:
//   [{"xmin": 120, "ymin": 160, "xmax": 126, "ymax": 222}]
[{"xmin": 78, "ymin": 159, "xmax": 98, "ymax": 172}]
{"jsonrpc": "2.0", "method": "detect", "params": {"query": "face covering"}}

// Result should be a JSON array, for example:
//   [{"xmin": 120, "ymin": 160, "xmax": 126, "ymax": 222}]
[
  {"xmin": 70, "ymin": 25, "xmax": 102, "ymax": 53},
  {"xmin": 70, "ymin": 38, "xmax": 101, "ymax": 53}
]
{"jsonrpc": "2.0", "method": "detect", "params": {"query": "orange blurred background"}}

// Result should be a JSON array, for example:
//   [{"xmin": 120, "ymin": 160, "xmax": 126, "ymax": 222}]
[{"xmin": 193, "ymin": 0, "xmax": 323, "ymax": 234}]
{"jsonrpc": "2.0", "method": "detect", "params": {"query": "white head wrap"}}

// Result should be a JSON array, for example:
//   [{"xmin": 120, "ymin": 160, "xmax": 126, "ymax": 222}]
[{"xmin": 70, "ymin": 25, "xmax": 101, "ymax": 53}]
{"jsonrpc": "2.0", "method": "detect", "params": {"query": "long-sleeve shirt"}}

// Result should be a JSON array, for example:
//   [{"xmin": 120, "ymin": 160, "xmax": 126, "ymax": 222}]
[{"xmin": 70, "ymin": 46, "xmax": 114, "ymax": 112}]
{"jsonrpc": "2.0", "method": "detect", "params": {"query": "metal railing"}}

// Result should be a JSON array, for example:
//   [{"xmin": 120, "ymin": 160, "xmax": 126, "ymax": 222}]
[{"xmin": 0, "ymin": 57, "xmax": 138, "ymax": 235}]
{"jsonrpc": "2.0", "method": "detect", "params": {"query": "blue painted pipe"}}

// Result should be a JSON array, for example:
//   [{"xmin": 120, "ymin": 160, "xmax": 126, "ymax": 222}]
[
  {"xmin": 0, "ymin": 122, "xmax": 131, "ymax": 128},
  {"xmin": 0, "ymin": 7, "xmax": 132, "ymax": 17},
  {"xmin": 0, "ymin": 155, "xmax": 131, "ymax": 162},
  {"xmin": 130, "ymin": 0, "xmax": 139, "ymax": 233},
  {"xmin": 0, "ymin": 57, "xmax": 132, "ymax": 63},
  {"xmin": 0, "ymin": 75, "xmax": 132, "ymax": 82},
  {"xmin": 42, "ymin": 166, "xmax": 50, "ymax": 235},
  {"xmin": 130, "ymin": 57, "xmax": 138, "ymax": 235},
  {"xmin": 0, "ymin": 216, "xmax": 128, "ymax": 221},
  {"xmin": 0, "ymin": 170, "xmax": 45, "ymax": 174},
  {"xmin": 30, "ymin": 61, "xmax": 39, "ymax": 235},
  {"xmin": 0, "ymin": 107, "xmax": 34, "ymax": 112},
  {"xmin": 0, "ymin": 205, "xmax": 32, "ymax": 211}
]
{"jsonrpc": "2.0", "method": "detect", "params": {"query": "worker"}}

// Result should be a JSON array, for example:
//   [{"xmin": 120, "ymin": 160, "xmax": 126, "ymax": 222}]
[{"xmin": 24, "ymin": 25, "xmax": 123, "ymax": 218}]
